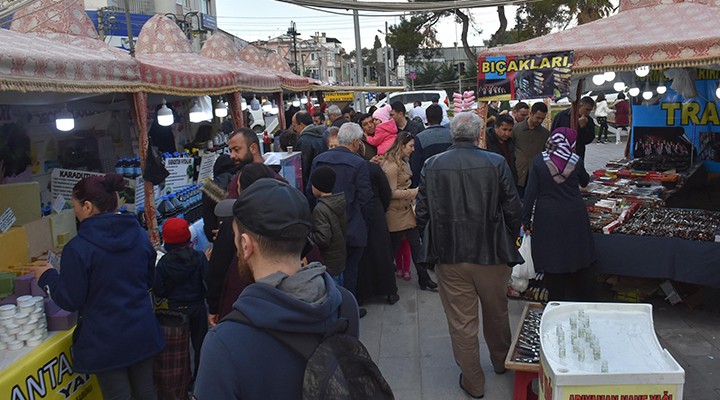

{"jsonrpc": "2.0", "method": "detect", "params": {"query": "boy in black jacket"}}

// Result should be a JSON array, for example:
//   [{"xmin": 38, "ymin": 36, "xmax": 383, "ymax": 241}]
[
  {"xmin": 154, "ymin": 218, "xmax": 208, "ymax": 384},
  {"xmin": 309, "ymin": 166, "xmax": 347, "ymax": 285}
]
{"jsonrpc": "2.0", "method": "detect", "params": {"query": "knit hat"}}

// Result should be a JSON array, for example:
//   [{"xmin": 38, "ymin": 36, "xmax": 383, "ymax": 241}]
[
  {"xmin": 162, "ymin": 218, "xmax": 191, "ymax": 245},
  {"xmin": 310, "ymin": 166, "xmax": 336, "ymax": 194}
]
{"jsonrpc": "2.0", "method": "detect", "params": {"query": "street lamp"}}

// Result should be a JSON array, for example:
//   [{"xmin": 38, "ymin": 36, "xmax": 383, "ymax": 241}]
[{"xmin": 287, "ymin": 21, "xmax": 300, "ymax": 75}]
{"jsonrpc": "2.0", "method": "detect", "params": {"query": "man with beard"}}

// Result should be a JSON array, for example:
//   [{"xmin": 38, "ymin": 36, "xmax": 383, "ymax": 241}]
[
  {"xmin": 293, "ymin": 111, "xmax": 327, "ymax": 194},
  {"xmin": 194, "ymin": 178, "xmax": 360, "ymax": 399},
  {"xmin": 205, "ymin": 129, "xmax": 270, "ymax": 326}
]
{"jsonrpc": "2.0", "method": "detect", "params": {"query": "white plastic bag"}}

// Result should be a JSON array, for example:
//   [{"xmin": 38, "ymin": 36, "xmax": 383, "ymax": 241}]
[{"xmin": 513, "ymin": 235, "xmax": 536, "ymax": 280}]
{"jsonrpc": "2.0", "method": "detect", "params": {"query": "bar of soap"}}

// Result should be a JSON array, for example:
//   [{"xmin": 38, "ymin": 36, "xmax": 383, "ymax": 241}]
[{"xmin": 46, "ymin": 309, "xmax": 78, "ymax": 331}]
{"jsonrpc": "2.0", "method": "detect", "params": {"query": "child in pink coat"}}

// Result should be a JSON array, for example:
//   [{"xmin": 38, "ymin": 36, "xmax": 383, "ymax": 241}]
[{"xmin": 367, "ymin": 120, "xmax": 398, "ymax": 155}]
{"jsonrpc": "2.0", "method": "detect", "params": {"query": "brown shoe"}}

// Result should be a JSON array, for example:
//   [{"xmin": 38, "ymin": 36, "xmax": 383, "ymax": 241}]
[{"xmin": 459, "ymin": 374, "xmax": 484, "ymax": 399}]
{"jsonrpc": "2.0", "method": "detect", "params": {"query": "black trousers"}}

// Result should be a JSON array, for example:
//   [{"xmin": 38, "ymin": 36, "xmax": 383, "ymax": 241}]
[
  {"xmin": 542, "ymin": 267, "xmax": 597, "ymax": 302},
  {"xmin": 389, "ymin": 228, "xmax": 425, "ymax": 278},
  {"xmin": 171, "ymin": 302, "xmax": 208, "ymax": 380},
  {"xmin": 597, "ymin": 116, "xmax": 608, "ymax": 140}
]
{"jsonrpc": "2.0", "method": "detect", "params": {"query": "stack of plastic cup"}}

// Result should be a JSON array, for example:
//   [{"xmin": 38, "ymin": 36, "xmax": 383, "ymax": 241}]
[{"xmin": 0, "ymin": 296, "xmax": 48, "ymax": 350}]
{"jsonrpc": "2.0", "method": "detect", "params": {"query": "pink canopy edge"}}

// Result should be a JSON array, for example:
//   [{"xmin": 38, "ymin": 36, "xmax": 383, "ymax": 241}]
[
  {"xmin": 480, "ymin": 0, "xmax": 720, "ymax": 74},
  {"xmin": 1, "ymin": 0, "xmax": 144, "ymax": 93},
  {"xmin": 135, "ymin": 15, "xmax": 241, "ymax": 96},
  {"xmin": 239, "ymin": 44, "xmax": 315, "ymax": 91},
  {"xmin": 200, "ymin": 32, "xmax": 283, "ymax": 92}
]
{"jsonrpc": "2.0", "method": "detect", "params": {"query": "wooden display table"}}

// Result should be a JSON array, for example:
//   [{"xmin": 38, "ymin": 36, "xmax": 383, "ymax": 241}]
[{"xmin": 505, "ymin": 302, "xmax": 544, "ymax": 400}]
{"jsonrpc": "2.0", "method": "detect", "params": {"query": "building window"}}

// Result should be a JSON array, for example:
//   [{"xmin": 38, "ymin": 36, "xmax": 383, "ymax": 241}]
[
  {"xmin": 328, "ymin": 69, "xmax": 333, "ymax": 78},
  {"xmin": 311, "ymin": 53, "xmax": 316, "ymax": 61}
]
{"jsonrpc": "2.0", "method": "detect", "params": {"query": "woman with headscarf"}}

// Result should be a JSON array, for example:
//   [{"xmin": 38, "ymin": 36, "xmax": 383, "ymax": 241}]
[{"xmin": 521, "ymin": 128, "xmax": 596, "ymax": 301}]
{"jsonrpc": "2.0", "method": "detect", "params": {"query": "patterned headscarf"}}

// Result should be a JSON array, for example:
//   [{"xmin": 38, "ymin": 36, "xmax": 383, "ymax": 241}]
[{"xmin": 543, "ymin": 127, "xmax": 579, "ymax": 184}]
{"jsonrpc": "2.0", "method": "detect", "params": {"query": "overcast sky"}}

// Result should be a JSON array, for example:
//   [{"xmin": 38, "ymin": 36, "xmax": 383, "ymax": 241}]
[{"xmin": 215, "ymin": 0, "xmax": 518, "ymax": 51}]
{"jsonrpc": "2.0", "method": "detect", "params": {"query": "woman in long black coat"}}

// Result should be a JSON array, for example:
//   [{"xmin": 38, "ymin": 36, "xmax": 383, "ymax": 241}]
[
  {"xmin": 522, "ymin": 127, "xmax": 596, "ymax": 301},
  {"xmin": 356, "ymin": 150, "xmax": 400, "ymax": 305}
]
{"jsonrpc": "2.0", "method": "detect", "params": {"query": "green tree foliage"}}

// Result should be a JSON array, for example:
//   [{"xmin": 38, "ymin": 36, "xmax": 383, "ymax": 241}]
[{"xmin": 386, "ymin": 14, "xmax": 443, "ymax": 65}]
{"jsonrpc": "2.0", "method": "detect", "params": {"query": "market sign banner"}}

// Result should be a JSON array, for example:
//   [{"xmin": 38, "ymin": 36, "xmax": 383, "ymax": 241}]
[
  {"xmin": 324, "ymin": 92, "xmax": 355, "ymax": 102},
  {"xmin": 632, "ymin": 71, "xmax": 720, "ymax": 173},
  {"xmin": 0, "ymin": 329, "xmax": 102, "ymax": 400},
  {"xmin": 163, "ymin": 157, "xmax": 194, "ymax": 193},
  {"xmin": 477, "ymin": 51, "xmax": 574, "ymax": 101},
  {"xmin": 51, "ymin": 169, "xmax": 136, "ymax": 211}
]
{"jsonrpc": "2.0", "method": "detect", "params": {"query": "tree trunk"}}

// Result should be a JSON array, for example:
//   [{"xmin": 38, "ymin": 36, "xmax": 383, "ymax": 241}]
[
  {"xmin": 455, "ymin": 9, "xmax": 477, "ymax": 66},
  {"xmin": 487, "ymin": 6, "xmax": 508, "ymax": 48}
]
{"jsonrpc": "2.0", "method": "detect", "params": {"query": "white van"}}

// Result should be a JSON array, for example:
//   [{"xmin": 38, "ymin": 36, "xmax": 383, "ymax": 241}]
[{"xmin": 372, "ymin": 90, "xmax": 449, "ymax": 113}]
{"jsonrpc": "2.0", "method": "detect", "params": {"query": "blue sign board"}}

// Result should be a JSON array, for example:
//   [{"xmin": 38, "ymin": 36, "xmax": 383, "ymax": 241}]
[{"xmin": 200, "ymin": 13, "xmax": 217, "ymax": 31}]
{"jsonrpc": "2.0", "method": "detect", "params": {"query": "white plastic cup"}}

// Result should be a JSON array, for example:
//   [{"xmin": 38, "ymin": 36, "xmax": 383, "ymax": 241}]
[{"xmin": 0, "ymin": 304, "xmax": 16, "ymax": 317}]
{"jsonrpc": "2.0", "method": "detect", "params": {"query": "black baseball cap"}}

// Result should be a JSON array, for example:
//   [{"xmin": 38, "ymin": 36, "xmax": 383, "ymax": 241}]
[{"xmin": 214, "ymin": 178, "xmax": 311, "ymax": 239}]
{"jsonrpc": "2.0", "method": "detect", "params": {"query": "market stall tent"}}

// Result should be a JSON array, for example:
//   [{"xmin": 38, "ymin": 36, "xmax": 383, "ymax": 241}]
[
  {"xmin": 1, "ymin": 0, "xmax": 144, "ymax": 94},
  {"xmin": 239, "ymin": 43, "xmax": 315, "ymax": 92},
  {"xmin": 480, "ymin": 0, "xmax": 720, "ymax": 74}
]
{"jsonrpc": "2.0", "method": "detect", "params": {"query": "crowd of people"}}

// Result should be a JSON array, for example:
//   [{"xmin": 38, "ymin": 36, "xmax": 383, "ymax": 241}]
[{"xmin": 26, "ymin": 94, "xmax": 602, "ymax": 400}]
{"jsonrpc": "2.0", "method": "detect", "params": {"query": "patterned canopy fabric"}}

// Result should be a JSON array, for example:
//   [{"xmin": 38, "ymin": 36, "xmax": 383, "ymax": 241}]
[
  {"xmin": 135, "ymin": 14, "xmax": 241, "ymax": 96},
  {"xmin": 2, "ymin": 0, "xmax": 144, "ymax": 93},
  {"xmin": 200, "ymin": 32, "xmax": 282, "ymax": 92},
  {"xmin": 480, "ymin": 0, "xmax": 720, "ymax": 74},
  {"xmin": 239, "ymin": 44, "xmax": 315, "ymax": 91}
]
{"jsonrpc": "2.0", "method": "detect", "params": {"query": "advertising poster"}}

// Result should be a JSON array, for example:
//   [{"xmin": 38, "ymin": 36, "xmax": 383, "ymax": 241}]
[
  {"xmin": 477, "ymin": 51, "xmax": 574, "ymax": 101},
  {"xmin": 0, "ymin": 330, "xmax": 102, "ymax": 400},
  {"xmin": 51, "ymin": 169, "xmax": 135, "ymax": 210},
  {"xmin": 631, "ymin": 71, "xmax": 720, "ymax": 173},
  {"xmin": 163, "ymin": 157, "xmax": 194, "ymax": 193}
]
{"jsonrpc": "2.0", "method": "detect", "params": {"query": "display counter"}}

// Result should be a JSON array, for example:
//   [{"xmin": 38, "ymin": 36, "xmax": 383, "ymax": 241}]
[
  {"xmin": 0, "ymin": 327, "xmax": 102, "ymax": 400},
  {"xmin": 593, "ymin": 233, "xmax": 720, "ymax": 288}
]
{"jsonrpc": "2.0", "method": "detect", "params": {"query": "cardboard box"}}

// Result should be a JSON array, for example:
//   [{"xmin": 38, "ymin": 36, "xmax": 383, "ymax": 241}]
[
  {"xmin": 0, "ymin": 182, "xmax": 41, "ymax": 225},
  {"xmin": 0, "ymin": 227, "xmax": 30, "ymax": 269}
]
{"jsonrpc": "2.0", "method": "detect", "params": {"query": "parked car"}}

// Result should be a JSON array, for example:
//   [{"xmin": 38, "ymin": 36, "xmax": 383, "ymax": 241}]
[{"xmin": 370, "ymin": 90, "xmax": 449, "ymax": 113}]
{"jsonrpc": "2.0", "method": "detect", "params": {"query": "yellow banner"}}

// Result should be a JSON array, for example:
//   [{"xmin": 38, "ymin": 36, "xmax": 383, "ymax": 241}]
[
  {"xmin": 0, "ymin": 329, "xmax": 103, "ymax": 400},
  {"xmin": 562, "ymin": 384, "xmax": 678, "ymax": 400},
  {"xmin": 324, "ymin": 92, "xmax": 354, "ymax": 102}
]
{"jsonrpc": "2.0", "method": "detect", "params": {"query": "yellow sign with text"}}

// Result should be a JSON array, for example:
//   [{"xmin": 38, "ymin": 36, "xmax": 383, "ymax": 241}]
[
  {"xmin": 0, "ymin": 329, "xmax": 103, "ymax": 400},
  {"xmin": 561, "ymin": 384, "xmax": 678, "ymax": 400},
  {"xmin": 324, "ymin": 92, "xmax": 354, "ymax": 102}
]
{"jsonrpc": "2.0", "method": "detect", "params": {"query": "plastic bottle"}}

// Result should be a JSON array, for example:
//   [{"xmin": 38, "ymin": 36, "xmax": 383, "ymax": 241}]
[
  {"xmin": 133, "ymin": 158, "xmax": 142, "ymax": 178},
  {"xmin": 168, "ymin": 193, "xmax": 183, "ymax": 219},
  {"xmin": 115, "ymin": 159, "xmax": 124, "ymax": 175}
]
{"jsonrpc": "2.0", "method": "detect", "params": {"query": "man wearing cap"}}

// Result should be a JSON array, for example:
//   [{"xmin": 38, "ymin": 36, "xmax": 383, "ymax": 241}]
[
  {"xmin": 194, "ymin": 179, "xmax": 359, "ymax": 399},
  {"xmin": 308, "ymin": 123, "xmax": 373, "ymax": 299}
]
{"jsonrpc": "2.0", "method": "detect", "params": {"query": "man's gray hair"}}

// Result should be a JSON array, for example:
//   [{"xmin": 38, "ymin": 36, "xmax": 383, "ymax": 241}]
[
  {"xmin": 327, "ymin": 105, "xmax": 341, "ymax": 117},
  {"xmin": 338, "ymin": 122, "xmax": 363, "ymax": 145},
  {"xmin": 451, "ymin": 111, "xmax": 483, "ymax": 142}
]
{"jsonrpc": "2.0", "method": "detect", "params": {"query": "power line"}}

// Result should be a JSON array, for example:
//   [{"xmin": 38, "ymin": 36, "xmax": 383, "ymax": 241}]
[{"xmin": 280, "ymin": 0, "xmax": 530, "ymax": 12}]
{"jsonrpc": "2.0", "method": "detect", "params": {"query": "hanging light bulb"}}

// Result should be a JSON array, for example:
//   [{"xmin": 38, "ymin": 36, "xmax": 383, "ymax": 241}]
[
  {"xmin": 292, "ymin": 95, "xmax": 301, "ymax": 107},
  {"xmin": 189, "ymin": 100, "xmax": 203, "ymax": 123},
  {"xmin": 715, "ymin": 84, "xmax": 720, "ymax": 99},
  {"xmin": 635, "ymin": 65, "xmax": 650, "ymax": 77},
  {"xmin": 613, "ymin": 82, "xmax": 626, "ymax": 92},
  {"xmin": 642, "ymin": 81, "xmax": 653, "ymax": 100},
  {"xmin": 250, "ymin": 95, "xmax": 261, "ymax": 111},
  {"xmin": 241, "ymin": 97, "xmax": 248, "ymax": 111},
  {"xmin": 628, "ymin": 86, "xmax": 640, "ymax": 97},
  {"xmin": 604, "ymin": 71, "xmax": 616, "ymax": 82},
  {"xmin": 270, "ymin": 101, "xmax": 279, "ymax": 115},
  {"xmin": 300, "ymin": 95, "xmax": 308, "ymax": 105},
  {"xmin": 214, "ymin": 99, "xmax": 228, "ymax": 118},
  {"xmin": 55, "ymin": 108, "xmax": 75, "ymax": 132},
  {"xmin": 592, "ymin": 74, "xmax": 605, "ymax": 86},
  {"xmin": 656, "ymin": 70, "xmax": 667, "ymax": 94},
  {"xmin": 157, "ymin": 99, "xmax": 174, "ymax": 126}
]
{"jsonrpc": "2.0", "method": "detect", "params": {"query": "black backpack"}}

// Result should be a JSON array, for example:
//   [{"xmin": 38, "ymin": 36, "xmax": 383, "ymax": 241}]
[{"xmin": 221, "ymin": 288, "xmax": 394, "ymax": 400}]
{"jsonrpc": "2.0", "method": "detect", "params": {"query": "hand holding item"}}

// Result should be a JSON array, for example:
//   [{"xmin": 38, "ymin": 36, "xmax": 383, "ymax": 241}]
[
  {"xmin": 578, "ymin": 114, "xmax": 588, "ymax": 128},
  {"xmin": 26, "ymin": 264, "xmax": 53, "ymax": 280},
  {"xmin": 370, "ymin": 155, "xmax": 384, "ymax": 165}
]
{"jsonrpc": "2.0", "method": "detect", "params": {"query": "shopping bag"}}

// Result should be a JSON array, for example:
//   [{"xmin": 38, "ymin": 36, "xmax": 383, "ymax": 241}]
[{"xmin": 513, "ymin": 235, "xmax": 535, "ymax": 279}]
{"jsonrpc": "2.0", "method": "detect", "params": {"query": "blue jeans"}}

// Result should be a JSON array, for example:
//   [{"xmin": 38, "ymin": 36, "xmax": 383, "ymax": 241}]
[{"xmin": 94, "ymin": 356, "xmax": 157, "ymax": 400}]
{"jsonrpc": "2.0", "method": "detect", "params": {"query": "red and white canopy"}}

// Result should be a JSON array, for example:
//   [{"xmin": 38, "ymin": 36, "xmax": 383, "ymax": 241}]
[
  {"xmin": 1, "ymin": 0, "xmax": 144, "ymax": 93},
  {"xmin": 135, "ymin": 15, "xmax": 241, "ymax": 96},
  {"xmin": 200, "ymin": 32, "xmax": 282, "ymax": 93},
  {"xmin": 239, "ymin": 44, "xmax": 315, "ymax": 91},
  {"xmin": 480, "ymin": 0, "xmax": 720, "ymax": 74}
]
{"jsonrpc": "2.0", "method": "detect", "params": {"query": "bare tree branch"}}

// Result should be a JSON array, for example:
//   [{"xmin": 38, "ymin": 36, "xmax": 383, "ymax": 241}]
[
  {"xmin": 487, "ymin": 6, "xmax": 507, "ymax": 48},
  {"xmin": 454, "ymin": 9, "xmax": 477, "ymax": 66}
]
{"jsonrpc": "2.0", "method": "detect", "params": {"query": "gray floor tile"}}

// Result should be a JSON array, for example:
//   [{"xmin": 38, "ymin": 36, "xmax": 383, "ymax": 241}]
[
  {"xmin": 378, "ymin": 356, "xmax": 421, "ymax": 392},
  {"xmin": 380, "ymin": 324, "xmax": 420, "ymax": 358}
]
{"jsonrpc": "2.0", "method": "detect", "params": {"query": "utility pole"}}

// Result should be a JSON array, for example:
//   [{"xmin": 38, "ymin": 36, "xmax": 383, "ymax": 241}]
[
  {"xmin": 353, "ymin": 2, "xmax": 366, "ymax": 111},
  {"xmin": 384, "ymin": 21, "xmax": 390, "ymax": 87},
  {"xmin": 123, "ymin": 0, "xmax": 134, "ymax": 57},
  {"xmin": 287, "ymin": 21, "xmax": 300, "ymax": 74}
]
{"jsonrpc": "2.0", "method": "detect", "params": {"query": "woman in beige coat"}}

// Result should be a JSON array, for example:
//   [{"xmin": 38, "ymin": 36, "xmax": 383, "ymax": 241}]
[{"xmin": 381, "ymin": 131, "xmax": 438, "ymax": 291}]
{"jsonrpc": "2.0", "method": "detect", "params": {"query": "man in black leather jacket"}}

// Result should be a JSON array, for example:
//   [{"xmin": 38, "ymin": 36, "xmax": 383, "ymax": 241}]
[{"xmin": 415, "ymin": 111, "xmax": 523, "ymax": 399}]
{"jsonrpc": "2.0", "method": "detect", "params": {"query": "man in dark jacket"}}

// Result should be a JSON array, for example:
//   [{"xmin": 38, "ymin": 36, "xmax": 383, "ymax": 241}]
[
  {"xmin": 486, "ymin": 114, "xmax": 518, "ymax": 184},
  {"xmin": 293, "ymin": 111, "xmax": 327, "ymax": 193},
  {"xmin": 201, "ymin": 154, "xmax": 237, "ymax": 241},
  {"xmin": 410, "ymin": 104, "xmax": 452, "ymax": 187},
  {"xmin": 415, "ymin": 111, "xmax": 523, "ymax": 399},
  {"xmin": 552, "ymin": 96, "xmax": 596, "ymax": 159},
  {"xmin": 194, "ymin": 179, "xmax": 359, "ymax": 399},
  {"xmin": 308, "ymin": 123, "xmax": 373, "ymax": 298},
  {"xmin": 390, "ymin": 101, "xmax": 424, "ymax": 136}
]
